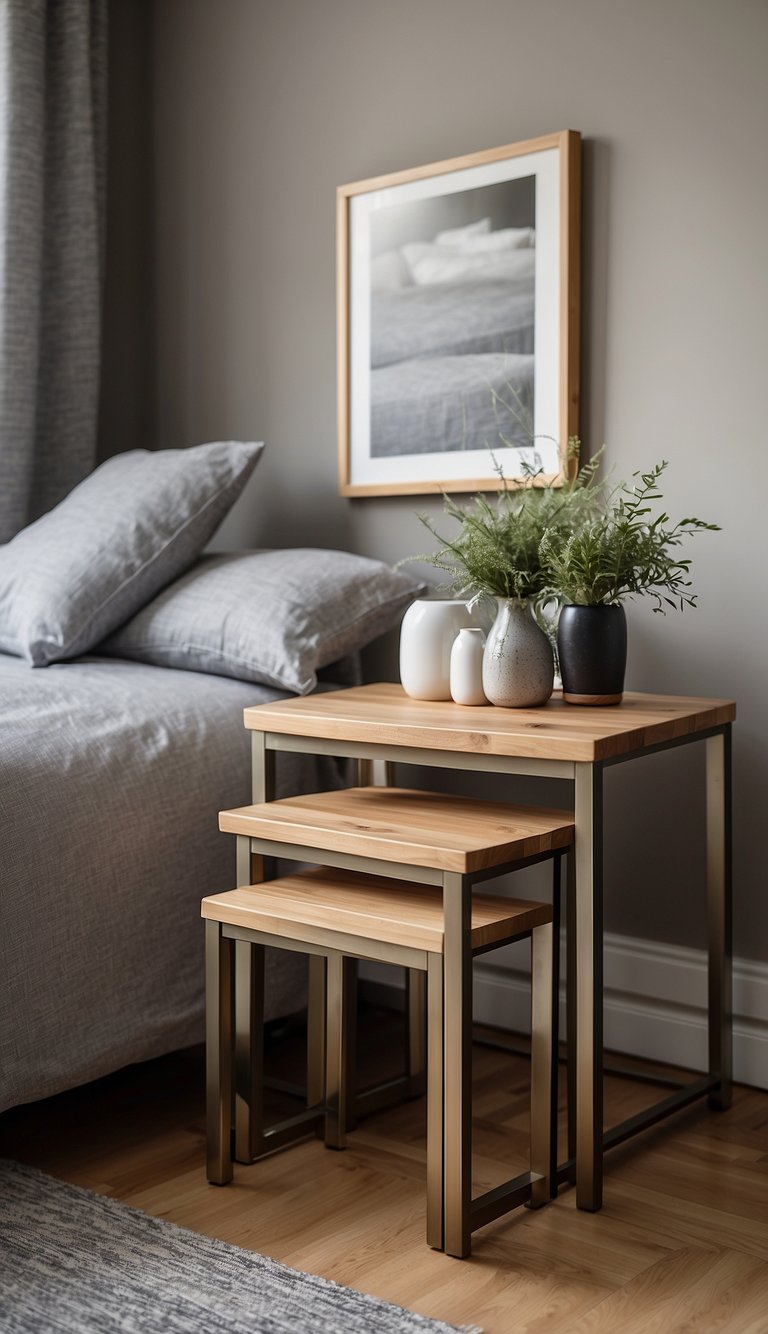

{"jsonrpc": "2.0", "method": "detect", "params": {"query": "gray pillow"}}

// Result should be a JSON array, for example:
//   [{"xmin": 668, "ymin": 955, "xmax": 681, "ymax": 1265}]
[
  {"xmin": 103, "ymin": 549, "xmax": 425, "ymax": 694},
  {"xmin": 0, "ymin": 441, "xmax": 263, "ymax": 666}
]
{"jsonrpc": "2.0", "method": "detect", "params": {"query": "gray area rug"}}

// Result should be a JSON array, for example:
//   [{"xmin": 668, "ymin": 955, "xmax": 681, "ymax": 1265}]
[{"xmin": 0, "ymin": 1161, "xmax": 476, "ymax": 1334}]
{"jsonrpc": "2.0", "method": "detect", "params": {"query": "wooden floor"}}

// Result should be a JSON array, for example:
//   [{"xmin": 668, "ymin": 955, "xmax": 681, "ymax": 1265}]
[{"xmin": 2, "ymin": 1010, "xmax": 767, "ymax": 1333}]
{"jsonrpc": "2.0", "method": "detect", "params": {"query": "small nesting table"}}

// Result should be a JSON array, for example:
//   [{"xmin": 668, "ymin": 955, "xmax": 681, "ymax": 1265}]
[{"xmin": 237, "ymin": 683, "xmax": 735, "ymax": 1212}]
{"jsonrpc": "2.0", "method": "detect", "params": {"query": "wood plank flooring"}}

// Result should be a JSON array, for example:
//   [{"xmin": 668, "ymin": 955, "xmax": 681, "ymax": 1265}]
[{"xmin": 1, "ymin": 1010, "xmax": 766, "ymax": 1333}]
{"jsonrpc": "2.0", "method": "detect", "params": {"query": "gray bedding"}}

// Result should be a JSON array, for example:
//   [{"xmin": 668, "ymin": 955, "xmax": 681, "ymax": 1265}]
[
  {"xmin": 0, "ymin": 653, "xmax": 345, "ymax": 1112},
  {"xmin": 371, "ymin": 352, "xmax": 534, "ymax": 457},
  {"xmin": 369, "ymin": 273, "xmax": 536, "ymax": 460},
  {"xmin": 370, "ymin": 278, "xmax": 535, "ymax": 369}
]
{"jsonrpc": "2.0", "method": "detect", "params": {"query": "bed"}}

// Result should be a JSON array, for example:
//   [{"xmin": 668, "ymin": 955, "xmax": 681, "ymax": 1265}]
[
  {"xmin": 0, "ymin": 654, "xmax": 346, "ymax": 1112},
  {"xmin": 0, "ymin": 440, "xmax": 421, "ymax": 1112}
]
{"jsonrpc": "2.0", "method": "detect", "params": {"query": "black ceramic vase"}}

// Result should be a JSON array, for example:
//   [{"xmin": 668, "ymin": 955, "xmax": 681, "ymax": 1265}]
[{"xmin": 557, "ymin": 604, "xmax": 627, "ymax": 705}]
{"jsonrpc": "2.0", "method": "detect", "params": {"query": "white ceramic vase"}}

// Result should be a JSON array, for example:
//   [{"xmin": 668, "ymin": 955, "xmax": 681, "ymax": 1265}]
[
  {"xmin": 399, "ymin": 599, "xmax": 483, "ymax": 701},
  {"xmin": 482, "ymin": 599, "xmax": 554, "ymax": 708},
  {"xmin": 450, "ymin": 628, "xmax": 487, "ymax": 706}
]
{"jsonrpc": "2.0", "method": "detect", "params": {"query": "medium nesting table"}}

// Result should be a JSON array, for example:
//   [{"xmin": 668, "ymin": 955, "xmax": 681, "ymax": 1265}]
[{"xmin": 238, "ymin": 683, "xmax": 735, "ymax": 1212}]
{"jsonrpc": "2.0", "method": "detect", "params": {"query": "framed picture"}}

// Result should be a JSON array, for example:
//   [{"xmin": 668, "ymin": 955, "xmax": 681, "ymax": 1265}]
[{"xmin": 337, "ymin": 130, "xmax": 580, "ymax": 497}]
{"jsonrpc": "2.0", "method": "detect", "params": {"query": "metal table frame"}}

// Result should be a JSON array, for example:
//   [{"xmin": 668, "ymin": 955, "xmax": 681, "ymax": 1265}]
[{"xmin": 249, "ymin": 717, "xmax": 732, "ymax": 1212}]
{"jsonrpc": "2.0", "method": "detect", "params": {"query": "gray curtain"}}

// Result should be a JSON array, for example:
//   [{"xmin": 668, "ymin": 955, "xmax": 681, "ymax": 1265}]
[{"xmin": 0, "ymin": 0, "xmax": 107, "ymax": 543}]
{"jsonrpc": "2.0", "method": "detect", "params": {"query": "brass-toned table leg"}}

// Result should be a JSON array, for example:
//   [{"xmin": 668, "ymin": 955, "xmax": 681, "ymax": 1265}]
[
  {"xmin": 442, "ymin": 870, "xmax": 472, "ymax": 1259},
  {"xmin": 407, "ymin": 968, "xmax": 427, "ymax": 1098},
  {"xmin": 707, "ymin": 727, "xmax": 733, "ymax": 1110},
  {"xmin": 251, "ymin": 731, "xmax": 276, "ymax": 805},
  {"xmin": 307, "ymin": 954, "xmax": 327, "ymax": 1109},
  {"xmin": 321, "ymin": 955, "xmax": 357, "ymax": 1131},
  {"xmin": 530, "ymin": 919, "xmax": 554, "ymax": 1208},
  {"xmin": 547, "ymin": 854, "xmax": 564, "ymax": 1197},
  {"xmin": 565, "ymin": 847, "xmax": 577, "ymax": 1171},
  {"xmin": 575, "ymin": 761, "xmax": 604, "ymax": 1212},
  {"xmin": 426, "ymin": 954, "xmax": 444, "ymax": 1250},
  {"xmin": 206, "ymin": 919, "xmax": 234, "ymax": 1184},
  {"xmin": 234, "ymin": 936, "xmax": 264, "ymax": 1163},
  {"xmin": 325, "ymin": 952, "xmax": 347, "ymax": 1149},
  {"xmin": 358, "ymin": 756, "xmax": 395, "ymax": 788},
  {"xmin": 234, "ymin": 835, "xmax": 266, "ymax": 1163},
  {"xmin": 342, "ymin": 957, "xmax": 359, "ymax": 1128}
]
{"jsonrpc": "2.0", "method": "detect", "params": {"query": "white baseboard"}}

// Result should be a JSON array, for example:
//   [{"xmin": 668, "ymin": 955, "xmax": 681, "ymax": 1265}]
[{"xmin": 361, "ymin": 933, "xmax": 768, "ymax": 1091}]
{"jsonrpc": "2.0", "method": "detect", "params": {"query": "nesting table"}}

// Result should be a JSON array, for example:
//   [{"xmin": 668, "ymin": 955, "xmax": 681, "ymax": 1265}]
[{"xmin": 240, "ymin": 683, "xmax": 735, "ymax": 1212}]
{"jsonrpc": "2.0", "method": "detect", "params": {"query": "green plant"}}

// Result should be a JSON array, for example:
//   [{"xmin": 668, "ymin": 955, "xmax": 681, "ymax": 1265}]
[
  {"xmin": 409, "ymin": 444, "xmax": 604, "ymax": 605},
  {"xmin": 540, "ymin": 461, "xmax": 719, "ymax": 612}
]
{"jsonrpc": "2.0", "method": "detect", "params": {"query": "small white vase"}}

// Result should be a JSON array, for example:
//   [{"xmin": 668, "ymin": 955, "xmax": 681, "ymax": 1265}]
[
  {"xmin": 399, "ymin": 598, "xmax": 483, "ymax": 701},
  {"xmin": 450, "ymin": 628, "xmax": 487, "ymax": 706},
  {"xmin": 482, "ymin": 599, "xmax": 554, "ymax": 708}
]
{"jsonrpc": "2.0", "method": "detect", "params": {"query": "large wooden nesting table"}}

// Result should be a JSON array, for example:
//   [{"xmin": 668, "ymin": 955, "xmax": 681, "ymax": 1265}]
[{"xmin": 242, "ymin": 683, "xmax": 735, "ymax": 1211}]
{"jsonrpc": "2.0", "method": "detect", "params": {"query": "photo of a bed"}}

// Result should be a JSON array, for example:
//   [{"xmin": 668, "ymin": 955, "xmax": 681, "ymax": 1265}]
[
  {"xmin": 338, "ymin": 132, "xmax": 579, "ymax": 496},
  {"xmin": 369, "ymin": 178, "xmax": 536, "ymax": 461}
]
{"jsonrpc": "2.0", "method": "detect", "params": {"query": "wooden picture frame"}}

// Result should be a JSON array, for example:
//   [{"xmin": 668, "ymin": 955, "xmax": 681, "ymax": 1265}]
[{"xmin": 337, "ymin": 130, "xmax": 580, "ymax": 497}]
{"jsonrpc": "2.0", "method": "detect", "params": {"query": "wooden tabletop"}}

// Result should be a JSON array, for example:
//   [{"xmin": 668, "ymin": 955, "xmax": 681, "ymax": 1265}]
[
  {"xmin": 219, "ymin": 787, "xmax": 574, "ymax": 873},
  {"xmin": 203, "ymin": 868, "xmax": 552, "ymax": 954},
  {"xmin": 243, "ymin": 683, "xmax": 735, "ymax": 763}
]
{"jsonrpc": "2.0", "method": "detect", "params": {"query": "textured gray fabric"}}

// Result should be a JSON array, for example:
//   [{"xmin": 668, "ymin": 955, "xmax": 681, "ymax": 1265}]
[
  {"xmin": 0, "ymin": 653, "xmax": 346, "ymax": 1113},
  {"xmin": 371, "ymin": 353, "xmax": 534, "ymax": 457},
  {"xmin": 0, "ymin": 1162, "xmax": 474, "ymax": 1334},
  {"xmin": 104, "ymin": 549, "xmax": 424, "ymax": 694},
  {"xmin": 371, "ymin": 277, "xmax": 534, "ymax": 369},
  {"xmin": 0, "ymin": 440, "xmax": 263, "ymax": 665},
  {"xmin": 0, "ymin": 0, "xmax": 108, "ymax": 543}
]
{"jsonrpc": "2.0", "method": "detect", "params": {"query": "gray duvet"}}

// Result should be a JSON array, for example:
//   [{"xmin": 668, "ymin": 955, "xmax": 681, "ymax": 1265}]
[
  {"xmin": 371, "ymin": 352, "xmax": 535, "ymax": 457},
  {"xmin": 369, "ymin": 274, "xmax": 536, "ymax": 459},
  {"xmin": 0, "ymin": 654, "xmax": 344, "ymax": 1112},
  {"xmin": 370, "ymin": 278, "xmax": 535, "ymax": 369}
]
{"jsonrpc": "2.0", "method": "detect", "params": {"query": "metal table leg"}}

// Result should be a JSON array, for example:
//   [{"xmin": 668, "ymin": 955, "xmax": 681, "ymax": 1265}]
[
  {"xmin": 442, "ymin": 870, "xmax": 472, "ymax": 1259},
  {"xmin": 574, "ymin": 761, "xmax": 604, "ymax": 1212},
  {"xmin": 707, "ymin": 726, "xmax": 733, "ymax": 1110},
  {"xmin": 206, "ymin": 919, "xmax": 234, "ymax": 1184},
  {"xmin": 233, "ymin": 834, "xmax": 264, "ymax": 1163},
  {"xmin": 325, "ymin": 952, "xmax": 348, "ymax": 1149},
  {"xmin": 426, "ymin": 953, "xmax": 444, "ymax": 1251}
]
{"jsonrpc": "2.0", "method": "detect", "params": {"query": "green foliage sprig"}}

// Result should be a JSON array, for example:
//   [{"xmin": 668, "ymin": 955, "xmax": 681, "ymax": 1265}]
[
  {"xmin": 409, "ymin": 443, "xmax": 605, "ymax": 605},
  {"xmin": 540, "ymin": 461, "xmax": 719, "ymax": 612}
]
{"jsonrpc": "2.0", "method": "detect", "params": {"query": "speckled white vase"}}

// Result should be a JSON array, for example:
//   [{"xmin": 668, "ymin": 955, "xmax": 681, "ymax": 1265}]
[{"xmin": 482, "ymin": 599, "xmax": 554, "ymax": 708}]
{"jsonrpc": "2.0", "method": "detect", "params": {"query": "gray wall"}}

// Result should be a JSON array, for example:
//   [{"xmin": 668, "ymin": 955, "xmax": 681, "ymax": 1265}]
[{"xmin": 102, "ymin": 0, "xmax": 768, "ymax": 961}]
